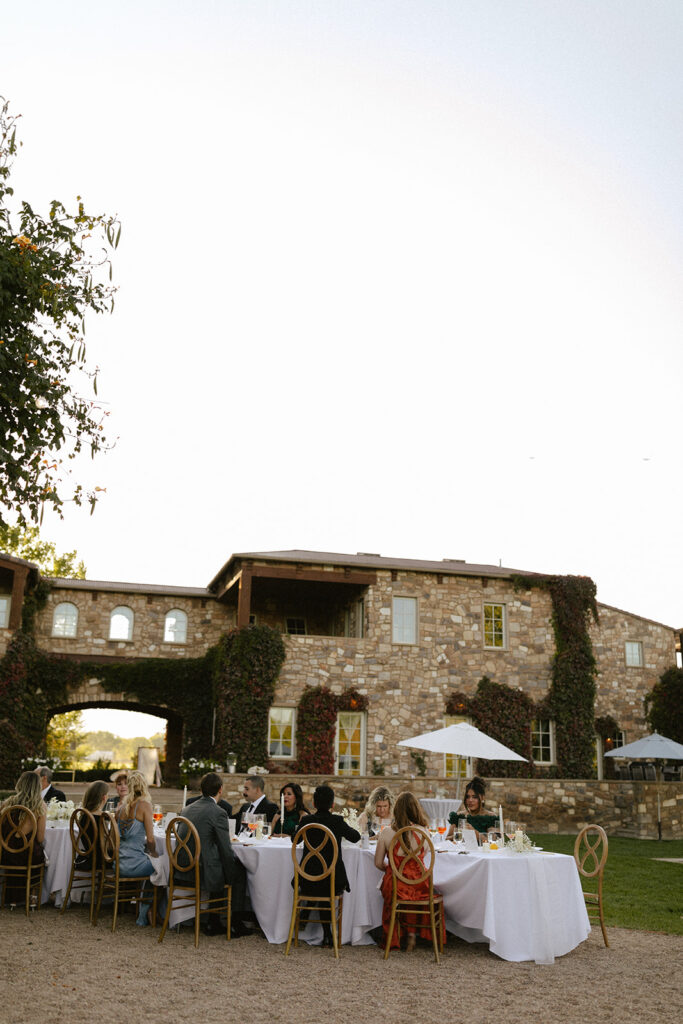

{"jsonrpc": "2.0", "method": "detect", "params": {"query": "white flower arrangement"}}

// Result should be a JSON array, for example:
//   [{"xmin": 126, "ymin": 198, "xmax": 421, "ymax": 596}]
[
  {"xmin": 247, "ymin": 765, "xmax": 269, "ymax": 775},
  {"xmin": 21, "ymin": 754, "xmax": 62, "ymax": 771},
  {"xmin": 46, "ymin": 799, "xmax": 75, "ymax": 822},
  {"xmin": 340, "ymin": 806, "xmax": 361, "ymax": 832}
]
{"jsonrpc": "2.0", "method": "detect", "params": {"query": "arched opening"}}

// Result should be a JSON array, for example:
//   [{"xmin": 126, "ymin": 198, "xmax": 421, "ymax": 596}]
[{"xmin": 45, "ymin": 700, "xmax": 184, "ymax": 781}]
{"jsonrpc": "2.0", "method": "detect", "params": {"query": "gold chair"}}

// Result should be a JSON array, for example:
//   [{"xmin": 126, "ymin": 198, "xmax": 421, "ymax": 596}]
[
  {"xmin": 93, "ymin": 812, "xmax": 158, "ymax": 930},
  {"xmin": 157, "ymin": 815, "xmax": 231, "ymax": 947},
  {"xmin": 574, "ymin": 824, "xmax": 609, "ymax": 947},
  {"xmin": 285, "ymin": 822, "xmax": 342, "ymax": 958},
  {"xmin": 0, "ymin": 805, "xmax": 45, "ymax": 915},
  {"xmin": 383, "ymin": 825, "xmax": 444, "ymax": 963},
  {"xmin": 61, "ymin": 807, "xmax": 101, "ymax": 922}
]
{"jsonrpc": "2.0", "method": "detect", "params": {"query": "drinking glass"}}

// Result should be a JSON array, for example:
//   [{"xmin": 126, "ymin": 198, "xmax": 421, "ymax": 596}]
[
  {"xmin": 437, "ymin": 818, "xmax": 447, "ymax": 837},
  {"xmin": 153, "ymin": 804, "xmax": 163, "ymax": 828},
  {"xmin": 505, "ymin": 819, "xmax": 516, "ymax": 841}
]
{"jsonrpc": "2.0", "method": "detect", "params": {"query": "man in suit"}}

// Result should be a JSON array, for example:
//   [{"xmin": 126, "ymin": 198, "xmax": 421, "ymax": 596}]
[
  {"xmin": 35, "ymin": 766, "xmax": 66, "ymax": 804},
  {"xmin": 185, "ymin": 793, "xmax": 232, "ymax": 816},
  {"xmin": 177, "ymin": 772, "xmax": 249, "ymax": 937},
  {"xmin": 234, "ymin": 774, "xmax": 278, "ymax": 833}
]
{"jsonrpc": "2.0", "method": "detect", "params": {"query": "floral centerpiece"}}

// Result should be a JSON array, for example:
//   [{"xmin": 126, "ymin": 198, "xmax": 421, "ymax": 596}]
[
  {"xmin": 21, "ymin": 754, "xmax": 62, "ymax": 772},
  {"xmin": 46, "ymin": 799, "xmax": 75, "ymax": 824},
  {"xmin": 340, "ymin": 806, "xmax": 361, "ymax": 832},
  {"xmin": 178, "ymin": 758, "xmax": 223, "ymax": 784}
]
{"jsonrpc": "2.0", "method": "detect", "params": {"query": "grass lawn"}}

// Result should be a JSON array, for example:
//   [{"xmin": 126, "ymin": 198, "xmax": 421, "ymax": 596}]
[{"xmin": 530, "ymin": 833, "xmax": 683, "ymax": 935}]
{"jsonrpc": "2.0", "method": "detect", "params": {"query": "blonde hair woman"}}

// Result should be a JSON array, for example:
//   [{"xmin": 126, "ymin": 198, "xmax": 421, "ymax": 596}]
[
  {"xmin": 116, "ymin": 771, "xmax": 159, "ymax": 925},
  {"xmin": 0, "ymin": 772, "xmax": 47, "ymax": 904},
  {"xmin": 358, "ymin": 786, "xmax": 395, "ymax": 834}
]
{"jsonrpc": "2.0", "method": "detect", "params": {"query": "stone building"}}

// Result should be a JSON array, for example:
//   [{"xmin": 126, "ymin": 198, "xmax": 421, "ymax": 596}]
[{"xmin": 0, "ymin": 548, "xmax": 677, "ymax": 781}]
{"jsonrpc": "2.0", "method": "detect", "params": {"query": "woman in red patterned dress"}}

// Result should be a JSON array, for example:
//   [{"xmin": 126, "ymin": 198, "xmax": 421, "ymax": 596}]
[{"xmin": 374, "ymin": 791, "xmax": 445, "ymax": 952}]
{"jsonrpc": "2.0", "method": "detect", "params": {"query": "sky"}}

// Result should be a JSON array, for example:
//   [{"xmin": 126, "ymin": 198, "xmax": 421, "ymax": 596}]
[{"xmin": 2, "ymin": 2, "xmax": 682, "ymax": 741}]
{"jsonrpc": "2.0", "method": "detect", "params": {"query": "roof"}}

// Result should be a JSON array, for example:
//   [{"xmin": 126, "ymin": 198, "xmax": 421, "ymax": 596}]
[
  {"xmin": 48, "ymin": 578, "xmax": 211, "ymax": 598},
  {"xmin": 0, "ymin": 551, "xmax": 40, "ymax": 571},
  {"xmin": 208, "ymin": 548, "xmax": 541, "ymax": 592}
]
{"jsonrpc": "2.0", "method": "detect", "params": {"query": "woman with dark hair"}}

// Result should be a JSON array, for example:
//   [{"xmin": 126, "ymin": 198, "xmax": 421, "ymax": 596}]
[
  {"xmin": 293, "ymin": 784, "xmax": 360, "ymax": 947},
  {"xmin": 374, "ymin": 791, "xmax": 445, "ymax": 952},
  {"xmin": 447, "ymin": 776, "xmax": 499, "ymax": 839},
  {"xmin": 271, "ymin": 783, "xmax": 309, "ymax": 836},
  {"xmin": 0, "ymin": 772, "xmax": 47, "ymax": 905}
]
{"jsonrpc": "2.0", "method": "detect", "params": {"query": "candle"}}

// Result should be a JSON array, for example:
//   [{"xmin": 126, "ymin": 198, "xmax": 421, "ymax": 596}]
[
  {"xmin": 182, "ymin": 785, "xmax": 187, "ymax": 809},
  {"xmin": 280, "ymin": 794, "xmax": 285, "ymax": 835},
  {"xmin": 499, "ymin": 804, "xmax": 504, "ymax": 844}
]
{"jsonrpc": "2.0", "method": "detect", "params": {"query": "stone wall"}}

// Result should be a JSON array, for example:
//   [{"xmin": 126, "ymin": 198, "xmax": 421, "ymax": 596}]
[{"xmin": 216, "ymin": 774, "xmax": 683, "ymax": 840}]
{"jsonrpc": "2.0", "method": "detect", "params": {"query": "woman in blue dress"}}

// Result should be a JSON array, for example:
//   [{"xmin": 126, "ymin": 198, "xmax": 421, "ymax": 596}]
[{"xmin": 116, "ymin": 770, "xmax": 163, "ymax": 925}]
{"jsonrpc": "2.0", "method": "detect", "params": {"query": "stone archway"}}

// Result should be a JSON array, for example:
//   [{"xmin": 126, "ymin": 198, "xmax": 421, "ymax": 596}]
[{"xmin": 48, "ymin": 677, "xmax": 184, "ymax": 780}]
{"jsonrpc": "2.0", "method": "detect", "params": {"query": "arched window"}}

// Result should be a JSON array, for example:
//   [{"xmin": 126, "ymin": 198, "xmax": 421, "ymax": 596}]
[
  {"xmin": 109, "ymin": 606, "xmax": 134, "ymax": 641},
  {"xmin": 164, "ymin": 608, "xmax": 187, "ymax": 644},
  {"xmin": 52, "ymin": 602, "xmax": 78, "ymax": 638}
]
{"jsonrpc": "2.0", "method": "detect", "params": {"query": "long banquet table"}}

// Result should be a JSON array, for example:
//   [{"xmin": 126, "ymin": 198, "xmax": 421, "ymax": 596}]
[{"xmin": 43, "ymin": 828, "xmax": 590, "ymax": 964}]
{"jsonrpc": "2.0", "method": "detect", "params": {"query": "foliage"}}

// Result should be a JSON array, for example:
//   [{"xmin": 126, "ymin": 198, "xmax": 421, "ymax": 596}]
[
  {"xmin": 178, "ymin": 757, "xmax": 223, "ymax": 783},
  {"xmin": 0, "ymin": 97, "xmax": 120, "ymax": 526},
  {"xmin": 20, "ymin": 752, "xmax": 62, "ymax": 771},
  {"xmin": 46, "ymin": 710, "xmax": 87, "ymax": 766},
  {"xmin": 0, "ymin": 523, "xmax": 86, "ymax": 577},
  {"xmin": 212, "ymin": 625, "xmax": 286, "ymax": 772},
  {"xmin": 371, "ymin": 758, "xmax": 386, "ymax": 776},
  {"xmin": 445, "ymin": 691, "xmax": 470, "ymax": 716},
  {"xmin": 295, "ymin": 685, "xmax": 338, "ymax": 774},
  {"xmin": 337, "ymin": 688, "xmax": 369, "ymax": 712},
  {"xmin": 644, "ymin": 667, "xmax": 683, "ymax": 744},
  {"xmin": 530, "ymin": 833, "xmax": 683, "ymax": 935},
  {"xmin": 0, "ymin": 717, "xmax": 34, "ymax": 786},
  {"xmin": 513, "ymin": 574, "xmax": 598, "ymax": 777},
  {"xmin": 468, "ymin": 676, "xmax": 534, "ymax": 778},
  {"xmin": 410, "ymin": 750, "xmax": 427, "ymax": 777}
]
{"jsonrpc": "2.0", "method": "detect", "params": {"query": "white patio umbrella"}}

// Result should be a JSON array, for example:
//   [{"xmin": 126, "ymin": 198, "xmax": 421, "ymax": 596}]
[
  {"xmin": 398, "ymin": 721, "xmax": 527, "ymax": 801},
  {"xmin": 604, "ymin": 731, "xmax": 683, "ymax": 839}
]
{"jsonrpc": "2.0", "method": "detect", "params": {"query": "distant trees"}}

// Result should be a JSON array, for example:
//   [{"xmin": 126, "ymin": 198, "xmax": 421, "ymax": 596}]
[
  {"xmin": 0, "ymin": 523, "xmax": 86, "ymax": 577},
  {"xmin": 645, "ymin": 667, "xmax": 682, "ymax": 744}
]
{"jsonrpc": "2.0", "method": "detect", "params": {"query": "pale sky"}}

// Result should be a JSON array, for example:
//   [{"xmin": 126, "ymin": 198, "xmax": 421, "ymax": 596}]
[{"xmin": 3, "ymin": 0, "xmax": 682, "ymax": 662}]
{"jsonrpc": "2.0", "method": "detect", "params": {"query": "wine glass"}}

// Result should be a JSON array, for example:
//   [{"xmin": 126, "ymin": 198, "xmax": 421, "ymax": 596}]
[
  {"xmin": 505, "ymin": 819, "xmax": 516, "ymax": 842},
  {"xmin": 153, "ymin": 804, "xmax": 163, "ymax": 828},
  {"xmin": 437, "ymin": 818, "xmax": 447, "ymax": 837},
  {"xmin": 247, "ymin": 813, "xmax": 258, "ymax": 836}
]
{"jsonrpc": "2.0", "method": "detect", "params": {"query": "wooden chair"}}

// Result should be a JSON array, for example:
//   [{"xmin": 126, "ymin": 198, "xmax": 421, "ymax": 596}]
[
  {"xmin": 60, "ymin": 807, "xmax": 101, "ymax": 922},
  {"xmin": 93, "ymin": 812, "xmax": 158, "ymax": 930},
  {"xmin": 0, "ymin": 805, "xmax": 45, "ymax": 915},
  {"xmin": 285, "ymin": 823, "xmax": 342, "ymax": 958},
  {"xmin": 574, "ymin": 824, "xmax": 609, "ymax": 947},
  {"xmin": 384, "ymin": 825, "xmax": 444, "ymax": 963},
  {"xmin": 157, "ymin": 816, "xmax": 231, "ymax": 947}
]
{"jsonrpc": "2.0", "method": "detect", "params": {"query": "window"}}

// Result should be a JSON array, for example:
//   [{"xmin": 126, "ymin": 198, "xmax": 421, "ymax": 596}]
[
  {"xmin": 483, "ymin": 603, "xmax": 506, "ymax": 648},
  {"xmin": 625, "ymin": 641, "xmax": 643, "ymax": 667},
  {"xmin": 52, "ymin": 602, "xmax": 78, "ymax": 638},
  {"xmin": 268, "ymin": 707, "xmax": 295, "ymax": 758},
  {"xmin": 444, "ymin": 715, "xmax": 471, "ymax": 779},
  {"xmin": 595, "ymin": 730, "xmax": 626, "ymax": 779},
  {"xmin": 285, "ymin": 617, "xmax": 306, "ymax": 635},
  {"xmin": 164, "ymin": 609, "xmax": 187, "ymax": 643},
  {"xmin": 109, "ymin": 606, "xmax": 134, "ymax": 641},
  {"xmin": 392, "ymin": 597, "xmax": 417, "ymax": 644},
  {"xmin": 336, "ymin": 711, "xmax": 366, "ymax": 776},
  {"xmin": 0, "ymin": 595, "xmax": 10, "ymax": 629},
  {"xmin": 532, "ymin": 719, "xmax": 555, "ymax": 764}
]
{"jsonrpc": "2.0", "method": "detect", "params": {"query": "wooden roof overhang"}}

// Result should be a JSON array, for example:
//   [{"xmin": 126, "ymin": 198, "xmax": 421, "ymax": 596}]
[{"xmin": 213, "ymin": 560, "xmax": 377, "ymax": 628}]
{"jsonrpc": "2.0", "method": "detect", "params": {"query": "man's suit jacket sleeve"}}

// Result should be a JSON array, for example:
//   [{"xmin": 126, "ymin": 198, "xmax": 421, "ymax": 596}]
[{"xmin": 213, "ymin": 804, "xmax": 236, "ymax": 884}]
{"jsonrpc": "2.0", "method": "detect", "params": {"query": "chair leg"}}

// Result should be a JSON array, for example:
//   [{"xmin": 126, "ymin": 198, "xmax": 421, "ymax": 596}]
[
  {"xmin": 226, "ymin": 886, "xmax": 231, "ymax": 942},
  {"xmin": 285, "ymin": 897, "xmax": 298, "ymax": 956},
  {"xmin": 384, "ymin": 903, "xmax": 397, "ymax": 959},
  {"xmin": 158, "ymin": 882, "xmax": 173, "ymax": 944},
  {"xmin": 331, "ymin": 897, "xmax": 340, "ymax": 959},
  {"xmin": 429, "ymin": 904, "xmax": 440, "ymax": 964}
]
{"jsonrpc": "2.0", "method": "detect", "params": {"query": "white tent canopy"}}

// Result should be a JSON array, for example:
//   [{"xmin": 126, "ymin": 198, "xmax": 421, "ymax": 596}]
[{"xmin": 398, "ymin": 721, "xmax": 527, "ymax": 761}]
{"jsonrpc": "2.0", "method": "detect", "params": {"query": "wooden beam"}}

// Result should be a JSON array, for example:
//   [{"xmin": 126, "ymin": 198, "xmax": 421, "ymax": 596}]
[
  {"xmin": 248, "ymin": 565, "xmax": 376, "ymax": 586},
  {"xmin": 9, "ymin": 566, "xmax": 29, "ymax": 631},
  {"xmin": 237, "ymin": 568, "xmax": 252, "ymax": 627}
]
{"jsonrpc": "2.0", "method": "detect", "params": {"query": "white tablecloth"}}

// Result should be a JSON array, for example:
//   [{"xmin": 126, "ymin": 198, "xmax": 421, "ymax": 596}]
[{"xmin": 420, "ymin": 798, "xmax": 462, "ymax": 820}]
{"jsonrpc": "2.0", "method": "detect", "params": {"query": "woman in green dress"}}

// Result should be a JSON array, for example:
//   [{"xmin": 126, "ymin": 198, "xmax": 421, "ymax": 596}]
[
  {"xmin": 447, "ymin": 776, "xmax": 499, "ymax": 840},
  {"xmin": 271, "ymin": 782, "xmax": 309, "ymax": 836}
]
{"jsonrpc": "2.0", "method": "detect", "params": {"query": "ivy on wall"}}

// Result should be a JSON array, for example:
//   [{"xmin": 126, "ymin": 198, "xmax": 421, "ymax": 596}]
[
  {"xmin": 446, "ymin": 677, "xmax": 533, "ymax": 778},
  {"xmin": 513, "ymin": 573, "xmax": 598, "ymax": 778},
  {"xmin": 295, "ymin": 686, "xmax": 369, "ymax": 774},
  {"xmin": 212, "ymin": 625, "xmax": 286, "ymax": 773}
]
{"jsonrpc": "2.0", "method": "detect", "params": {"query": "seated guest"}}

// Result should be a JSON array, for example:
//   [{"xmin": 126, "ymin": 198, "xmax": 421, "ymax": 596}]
[
  {"xmin": 446, "ymin": 776, "xmax": 499, "ymax": 840},
  {"xmin": 104, "ymin": 771, "xmax": 128, "ymax": 813},
  {"xmin": 374, "ymin": 791, "xmax": 446, "ymax": 952},
  {"xmin": 185, "ymin": 787, "xmax": 232, "ymax": 817},
  {"xmin": 294, "ymin": 784, "xmax": 360, "ymax": 947},
  {"xmin": 75, "ymin": 780, "xmax": 108, "ymax": 869},
  {"xmin": 0, "ymin": 772, "xmax": 47, "ymax": 905},
  {"xmin": 34, "ymin": 766, "xmax": 66, "ymax": 804},
  {"xmin": 176, "ymin": 772, "xmax": 250, "ymax": 937},
  {"xmin": 358, "ymin": 785, "xmax": 394, "ymax": 834},
  {"xmin": 116, "ymin": 770, "xmax": 165, "ymax": 926},
  {"xmin": 271, "ymin": 783, "xmax": 309, "ymax": 836},
  {"xmin": 234, "ymin": 774, "xmax": 278, "ymax": 832}
]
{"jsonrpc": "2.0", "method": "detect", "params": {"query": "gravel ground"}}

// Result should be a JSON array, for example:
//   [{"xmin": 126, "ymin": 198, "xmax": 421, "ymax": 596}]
[{"xmin": 1, "ymin": 905, "xmax": 681, "ymax": 1024}]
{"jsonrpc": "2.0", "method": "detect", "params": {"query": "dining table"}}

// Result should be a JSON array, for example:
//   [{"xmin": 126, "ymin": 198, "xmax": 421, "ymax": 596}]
[{"xmin": 44, "ymin": 825, "xmax": 590, "ymax": 964}]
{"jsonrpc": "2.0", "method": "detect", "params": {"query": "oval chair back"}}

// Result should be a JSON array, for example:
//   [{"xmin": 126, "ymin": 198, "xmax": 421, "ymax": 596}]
[
  {"xmin": 384, "ymin": 825, "xmax": 443, "ymax": 963},
  {"xmin": 285, "ymin": 822, "xmax": 341, "ymax": 957},
  {"xmin": 93, "ymin": 811, "xmax": 156, "ymax": 931},
  {"xmin": 574, "ymin": 824, "xmax": 609, "ymax": 947},
  {"xmin": 0, "ymin": 804, "xmax": 43, "ymax": 915},
  {"xmin": 61, "ymin": 807, "xmax": 99, "ymax": 921}
]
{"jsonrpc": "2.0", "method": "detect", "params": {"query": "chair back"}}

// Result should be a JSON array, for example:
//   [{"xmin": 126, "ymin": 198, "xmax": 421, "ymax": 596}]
[
  {"xmin": 387, "ymin": 825, "xmax": 434, "ymax": 888},
  {"xmin": 0, "ymin": 805, "xmax": 37, "ymax": 856},
  {"xmin": 99, "ymin": 812, "xmax": 120, "ymax": 868},
  {"xmin": 574, "ymin": 824, "xmax": 608, "ymax": 879},
  {"xmin": 292, "ymin": 822, "xmax": 338, "ymax": 884},
  {"xmin": 166, "ymin": 816, "xmax": 201, "ymax": 886},
  {"xmin": 69, "ymin": 807, "xmax": 98, "ymax": 859}
]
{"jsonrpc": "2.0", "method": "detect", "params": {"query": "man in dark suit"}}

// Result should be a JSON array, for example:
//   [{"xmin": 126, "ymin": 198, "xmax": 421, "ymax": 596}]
[
  {"xmin": 35, "ymin": 766, "xmax": 66, "ymax": 804},
  {"xmin": 177, "ymin": 773, "xmax": 249, "ymax": 936},
  {"xmin": 185, "ymin": 793, "xmax": 232, "ymax": 816},
  {"xmin": 234, "ymin": 774, "xmax": 278, "ymax": 833}
]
